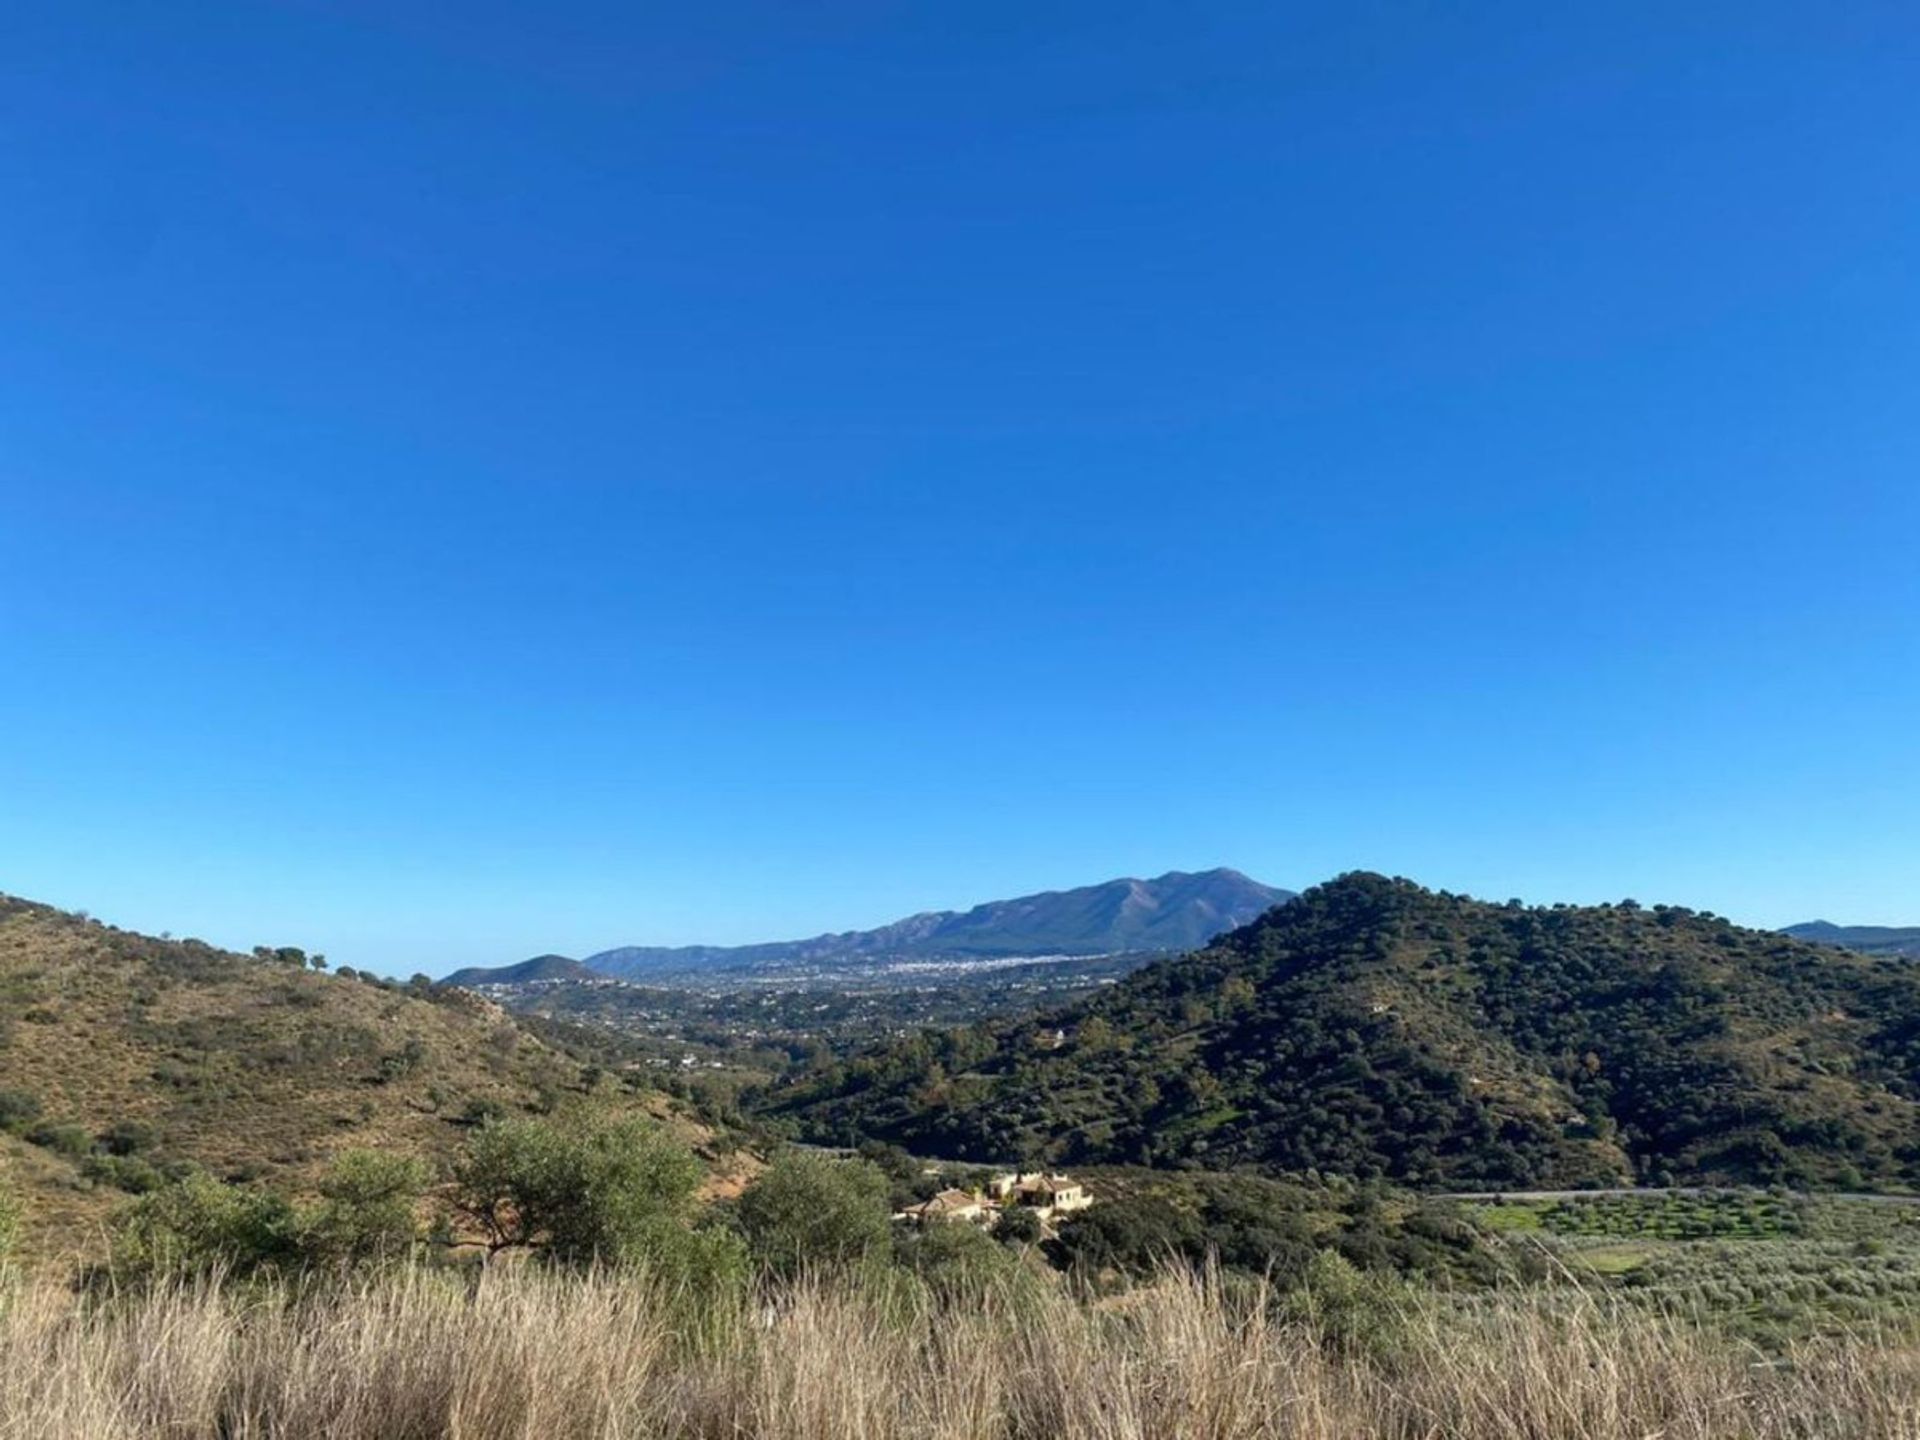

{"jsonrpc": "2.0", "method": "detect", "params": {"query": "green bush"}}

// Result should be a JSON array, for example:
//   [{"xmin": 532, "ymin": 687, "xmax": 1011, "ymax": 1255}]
[
  {"xmin": 460, "ymin": 1096, "xmax": 508, "ymax": 1127},
  {"xmin": 1282, "ymin": 1250, "xmax": 1413, "ymax": 1354},
  {"xmin": 110, "ymin": 1172, "xmax": 302, "ymax": 1280},
  {"xmin": 895, "ymin": 1219, "xmax": 1024, "ymax": 1299},
  {"xmin": 303, "ymin": 1150, "xmax": 428, "ymax": 1266},
  {"xmin": 735, "ymin": 1151, "xmax": 892, "ymax": 1278},
  {"xmin": 994, "ymin": 1204, "xmax": 1044, "ymax": 1246},
  {"xmin": 27, "ymin": 1122, "xmax": 93, "ymax": 1159},
  {"xmin": 451, "ymin": 1110, "xmax": 705, "ymax": 1269},
  {"xmin": 81, "ymin": 1154, "xmax": 165, "ymax": 1194},
  {"xmin": 100, "ymin": 1119, "xmax": 160, "ymax": 1156}
]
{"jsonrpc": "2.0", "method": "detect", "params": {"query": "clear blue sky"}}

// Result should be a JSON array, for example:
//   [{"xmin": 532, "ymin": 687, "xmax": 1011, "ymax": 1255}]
[{"xmin": 2, "ymin": 3, "xmax": 1916, "ymax": 975}]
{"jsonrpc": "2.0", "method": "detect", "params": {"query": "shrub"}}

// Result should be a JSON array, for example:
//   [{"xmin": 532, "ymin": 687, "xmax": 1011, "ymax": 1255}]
[
  {"xmin": 0, "ymin": 1090, "xmax": 41, "ymax": 1135},
  {"xmin": 735, "ymin": 1151, "xmax": 892, "ymax": 1278},
  {"xmin": 80, "ymin": 1154, "xmax": 165, "ymax": 1194},
  {"xmin": 1282, "ymin": 1249, "xmax": 1413, "ymax": 1354},
  {"xmin": 854, "ymin": 1141, "xmax": 934, "ymax": 1210},
  {"xmin": 895, "ymin": 1218, "xmax": 1024, "ymax": 1299},
  {"xmin": 460, "ymin": 1096, "xmax": 507, "ymax": 1127},
  {"xmin": 111, "ymin": 1172, "xmax": 303, "ymax": 1280},
  {"xmin": 376, "ymin": 1036, "xmax": 429, "ymax": 1084},
  {"xmin": 100, "ymin": 1118, "xmax": 160, "ymax": 1156},
  {"xmin": 26, "ymin": 1122, "xmax": 93, "ymax": 1159}
]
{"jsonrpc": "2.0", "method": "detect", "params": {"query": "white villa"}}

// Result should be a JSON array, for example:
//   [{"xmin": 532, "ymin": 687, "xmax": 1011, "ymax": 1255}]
[{"xmin": 895, "ymin": 1171, "xmax": 1092, "ymax": 1229}]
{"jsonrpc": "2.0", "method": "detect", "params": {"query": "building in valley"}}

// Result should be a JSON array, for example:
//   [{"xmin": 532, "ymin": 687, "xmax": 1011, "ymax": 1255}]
[{"xmin": 897, "ymin": 1172, "xmax": 1094, "ymax": 1230}]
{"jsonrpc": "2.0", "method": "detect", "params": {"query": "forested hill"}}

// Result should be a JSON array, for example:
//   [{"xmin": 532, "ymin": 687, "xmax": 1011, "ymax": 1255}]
[{"xmin": 764, "ymin": 874, "xmax": 1920, "ymax": 1190}]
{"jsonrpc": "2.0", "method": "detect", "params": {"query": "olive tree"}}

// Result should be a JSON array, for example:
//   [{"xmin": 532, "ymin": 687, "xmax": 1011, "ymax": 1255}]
[{"xmin": 451, "ymin": 1110, "xmax": 705, "ymax": 1268}]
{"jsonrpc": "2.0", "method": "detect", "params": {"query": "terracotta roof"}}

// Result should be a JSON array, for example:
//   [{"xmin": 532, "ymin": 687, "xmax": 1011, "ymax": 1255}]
[{"xmin": 1021, "ymin": 1176, "xmax": 1079, "ymax": 1197}]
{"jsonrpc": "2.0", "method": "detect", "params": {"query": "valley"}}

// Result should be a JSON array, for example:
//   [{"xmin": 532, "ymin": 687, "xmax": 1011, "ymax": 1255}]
[{"xmin": 7, "ymin": 868, "xmax": 1920, "ymax": 1437}]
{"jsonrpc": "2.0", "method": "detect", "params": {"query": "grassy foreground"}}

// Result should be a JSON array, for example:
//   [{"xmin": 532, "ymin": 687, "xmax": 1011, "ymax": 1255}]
[{"xmin": 2, "ymin": 1266, "xmax": 1917, "ymax": 1439}]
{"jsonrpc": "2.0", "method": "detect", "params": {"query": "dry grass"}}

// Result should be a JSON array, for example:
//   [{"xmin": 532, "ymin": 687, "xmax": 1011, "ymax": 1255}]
[{"xmin": 1, "ymin": 1265, "xmax": 1917, "ymax": 1440}]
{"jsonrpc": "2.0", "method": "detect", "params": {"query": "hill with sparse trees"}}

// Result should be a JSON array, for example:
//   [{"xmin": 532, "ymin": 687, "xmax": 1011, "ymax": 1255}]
[{"xmin": 0, "ymin": 892, "xmax": 702, "ymax": 1257}]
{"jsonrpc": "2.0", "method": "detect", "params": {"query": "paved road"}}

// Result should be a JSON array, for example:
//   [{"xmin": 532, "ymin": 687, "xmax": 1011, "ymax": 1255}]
[{"xmin": 1439, "ymin": 1186, "xmax": 1920, "ymax": 1205}]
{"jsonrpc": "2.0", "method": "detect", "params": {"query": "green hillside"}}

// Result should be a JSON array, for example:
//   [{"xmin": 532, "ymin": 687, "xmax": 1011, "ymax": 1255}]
[
  {"xmin": 764, "ymin": 874, "xmax": 1920, "ymax": 1190},
  {"xmin": 443, "ymin": 953, "xmax": 597, "ymax": 988}
]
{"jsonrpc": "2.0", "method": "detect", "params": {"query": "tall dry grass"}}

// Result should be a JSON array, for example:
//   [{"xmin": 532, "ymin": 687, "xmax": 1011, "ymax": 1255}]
[{"xmin": 0, "ymin": 1264, "xmax": 1916, "ymax": 1440}]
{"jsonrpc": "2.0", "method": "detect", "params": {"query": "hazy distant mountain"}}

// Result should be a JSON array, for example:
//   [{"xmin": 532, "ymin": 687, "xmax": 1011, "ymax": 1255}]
[
  {"xmin": 920, "ymin": 868, "xmax": 1291, "ymax": 957},
  {"xmin": 444, "ymin": 869, "xmax": 1292, "ymax": 985},
  {"xmin": 442, "ymin": 953, "xmax": 596, "ymax": 988},
  {"xmin": 1782, "ymin": 921, "xmax": 1920, "ymax": 958}
]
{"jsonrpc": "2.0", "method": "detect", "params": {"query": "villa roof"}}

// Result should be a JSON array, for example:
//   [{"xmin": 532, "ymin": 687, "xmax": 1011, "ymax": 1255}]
[{"xmin": 1020, "ymin": 1175, "xmax": 1078, "ymax": 1197}]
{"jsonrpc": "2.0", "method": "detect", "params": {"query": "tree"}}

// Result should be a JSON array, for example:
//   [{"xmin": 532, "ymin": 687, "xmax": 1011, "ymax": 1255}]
[
  {"xmin": 735, "ymin": 1151, "xmax": 891, "ymax": 1278},
  {"xmin": 1049, "ymin": 1195, "xmax": 1202, "ymax": 1276},
  {"xmin": 994, "ymin": 1204, "xmax": 1043, "ymax": 1247},
  {"xmin": 450, "ymin": 1111, "xmax": 702, "ymax": 1267},
  {"xmin": 1220, "ymin": 976, "xmax": 1258, "ymax": 1015},
  {"xmin": 895, "ymin": 1216, "xmax": 1022, "ymax": 1298},
  {"xmin": 855, "ymin": 1141, "xmax": 933, "ymax": 1210},
  {"xmin": 1077, "ymin": 1017, "xmax": 1115, "ymax": 1052},
  {"xmin": 304, "ymin": 1150, "xmax": 427, "ymax": 1266}
]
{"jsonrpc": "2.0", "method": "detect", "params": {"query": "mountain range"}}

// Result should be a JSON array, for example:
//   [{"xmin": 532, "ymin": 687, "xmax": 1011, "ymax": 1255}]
[
  {"xmin": 766, "ymin": 873, "xmax": 1920, "ymax": 1190},
  {"xmin": 1782, "ymin": 921, "xmax": 1920, "ymax": 959},
  {"xmin": 443, "ymin": 868, "xmax": 1292, "ymax": 987}
]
